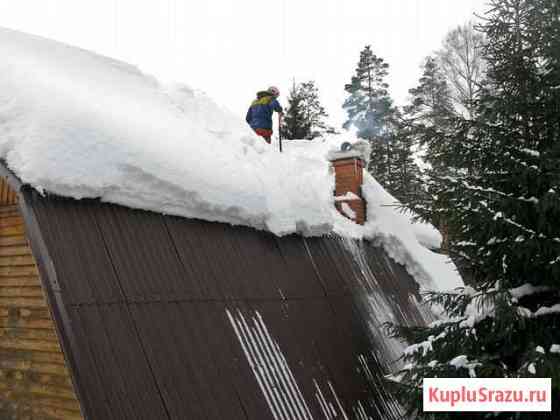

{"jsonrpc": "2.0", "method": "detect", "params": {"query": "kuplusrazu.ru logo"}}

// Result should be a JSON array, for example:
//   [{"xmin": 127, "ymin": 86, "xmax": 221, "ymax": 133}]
[{"xmin": 423, "ymin": 378, "xmax": 551, "ymax": 412}]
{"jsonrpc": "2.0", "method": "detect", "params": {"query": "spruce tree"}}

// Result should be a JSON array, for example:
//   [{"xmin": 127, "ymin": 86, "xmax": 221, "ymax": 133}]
[
  {"xmin": 405, "ymin": 57, "xmax": 455, "ymax": 129},
  {"xmin": 386, "ymin": 113, "xmax": 424, "ymax": 205},
  {"xmin": 404, "ymin": 57, "xmax": 456, "ymax": 249},
  {"xmin": 281, "ymin": 82, "xmax": 309, "ymax": 140},
  {"xmin": 281, "ymin": 80, "xmax": 331, "ymax": 140},
  {"xmin": 389, "ymin": 1, "xmax": 560, "ymax": 418},
  {"xmin": 298, "ymin": 81, "xmax": 331, "ymax": 139}
]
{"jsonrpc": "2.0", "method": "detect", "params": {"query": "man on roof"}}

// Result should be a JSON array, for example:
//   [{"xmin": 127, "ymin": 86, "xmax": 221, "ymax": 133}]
[{"xmin": 246, "ymin": 86, "xmax": 283, "ymax": 144}]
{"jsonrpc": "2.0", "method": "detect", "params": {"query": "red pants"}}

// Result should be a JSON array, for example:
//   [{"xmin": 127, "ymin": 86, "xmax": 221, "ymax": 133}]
[{"xmin": 254, "ymin": 128, "xmax": 273, "ymax": 144}]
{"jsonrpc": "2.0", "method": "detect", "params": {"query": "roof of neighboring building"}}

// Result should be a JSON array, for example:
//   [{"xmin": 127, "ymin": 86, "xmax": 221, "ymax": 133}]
[{"xmin": 2, "ymin": 162, "xmax": 428, "ymax": 420}]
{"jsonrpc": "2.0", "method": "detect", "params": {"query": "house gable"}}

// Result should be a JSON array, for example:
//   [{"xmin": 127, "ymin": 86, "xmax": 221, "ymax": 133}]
[{"xmin": 0, "ymin": 177, "xmax": 82, "ymax": 420}]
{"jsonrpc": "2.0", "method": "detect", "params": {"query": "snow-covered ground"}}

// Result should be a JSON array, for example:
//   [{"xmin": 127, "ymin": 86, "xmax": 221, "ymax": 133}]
[{"xmin": 0, "ymin": 27, "xmax": 462, "ymax": 292}]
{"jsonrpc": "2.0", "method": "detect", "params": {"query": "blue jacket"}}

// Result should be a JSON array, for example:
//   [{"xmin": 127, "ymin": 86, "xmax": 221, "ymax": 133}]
[{"xmin": 246, "ymin": 91, "xmax": 283, "ymax": 130}]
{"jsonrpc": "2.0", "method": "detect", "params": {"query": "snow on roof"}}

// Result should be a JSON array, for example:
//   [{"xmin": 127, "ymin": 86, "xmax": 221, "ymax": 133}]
[{"xmin": 0, "ymin": 27, "xmax": 462, "ymax": 292}]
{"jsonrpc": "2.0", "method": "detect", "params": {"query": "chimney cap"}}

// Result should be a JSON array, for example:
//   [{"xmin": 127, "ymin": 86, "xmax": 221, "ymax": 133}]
[{"xmin": 327, "ymin": 140, "xmax": 371, "ymax": 165}]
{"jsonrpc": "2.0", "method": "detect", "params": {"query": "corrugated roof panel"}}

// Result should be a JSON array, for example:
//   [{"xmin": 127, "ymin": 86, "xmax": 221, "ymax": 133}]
[
  {"xmin": 226, "ymin": 227, "xmax": 290, "ymax": 299},
  {"xmin": 29, "ymin": 197, "xmax": 124, "ymax": 304},
  {"xmin": 93, "ymin": 205, "xmax": 201, "ymax": 302},
  {"xmin": 18, "ymin": 188, "xmax": 428, "ymax": 420},
  {"xmin": 270, "ymin": 235, "xmax": 328, "ymax": 299},
  {"xmin": 131, "ymin": 302, "xmax": 212, "ymax": 419},
  {"xmin": 327, "ymin": 296, "xmax": 403, "ymax": 418},
  {"xmin": 131, "ymin": 301, "xmax": 259, "ymax": 420},
  {"xmin": 302, "ymin": 237, "xmax": 355, "ymax": 296},
  {"xmin": 206, "ymin": 301, "xmax": 273, "ymax": 419},
  {"xmin": 166, "ymin": 217, "xmax": 241, "ymax": 300},
  {"xmin": 196, "ymin": 223, "xmax": 276, "ymax": 300},
  {"xmin": 70, "ymin": 303, "xmax": 170, "ymax": 420},
  {"xmin": 249, "ymin": 298, "xmax": 351, "ymax": 417}
]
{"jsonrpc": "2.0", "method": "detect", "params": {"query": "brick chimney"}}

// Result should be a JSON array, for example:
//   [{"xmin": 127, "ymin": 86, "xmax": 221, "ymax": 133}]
[{"xmin": 329, "ymin": 146, "xmax": 367, "ymax": 225}]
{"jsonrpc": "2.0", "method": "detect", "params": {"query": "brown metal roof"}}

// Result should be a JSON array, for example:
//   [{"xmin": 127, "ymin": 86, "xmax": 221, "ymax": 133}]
[{"xmin": 5, "ymin": 166, "xmax": 428, "ymax": 419}]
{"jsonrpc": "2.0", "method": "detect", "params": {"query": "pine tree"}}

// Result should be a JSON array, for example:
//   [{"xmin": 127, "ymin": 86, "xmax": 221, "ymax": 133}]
[
  {"xmin": 343, "ymin": 45, "xmax": 394, "ymax": 140},
  {"xmin": 388, "ymin": 1, "xmax": 560, "ymax": 418},
  {"xmin": 343, "ymin": 45, "xmax": 402, "ymax": 192},
  {"xmin": 281, "ymin": 80, "xmax": 331, "ymax": 140}
]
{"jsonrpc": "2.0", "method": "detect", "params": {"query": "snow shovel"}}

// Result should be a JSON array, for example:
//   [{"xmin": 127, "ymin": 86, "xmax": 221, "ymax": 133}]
[{"xmin": 278, "ymin": 114, "xmax": 283, "ymax": 153}]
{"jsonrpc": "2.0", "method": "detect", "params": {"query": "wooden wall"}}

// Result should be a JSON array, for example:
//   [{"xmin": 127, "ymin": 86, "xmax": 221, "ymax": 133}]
[
  {"xmin": 0, "ymin": 178, "xmax": 83, "ymax": 419},
  {"xmin": 0, "ymin": 178, "xmax": 18, "ymax": 206}
]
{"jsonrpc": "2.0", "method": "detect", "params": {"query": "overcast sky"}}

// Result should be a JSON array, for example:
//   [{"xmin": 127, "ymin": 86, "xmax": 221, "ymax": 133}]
[{"xmin": 0, "ymin": 0, "xmax": 489, "ymax": 127}]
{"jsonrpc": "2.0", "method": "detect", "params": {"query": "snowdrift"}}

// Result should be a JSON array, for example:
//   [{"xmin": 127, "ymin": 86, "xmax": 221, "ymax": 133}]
[{"xmin": 0, "ymin": 27, "xmax": 462, "ymax": 292}]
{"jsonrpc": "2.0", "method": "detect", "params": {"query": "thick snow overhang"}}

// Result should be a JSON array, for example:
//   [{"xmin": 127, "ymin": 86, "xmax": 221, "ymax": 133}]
[
  {"xmin": 0, "ymin": 161, "xmax": 431, "ymax": 420},
  {"xmin": 0, "ymin": 27, "xmax": 463, "ymax": 297}
]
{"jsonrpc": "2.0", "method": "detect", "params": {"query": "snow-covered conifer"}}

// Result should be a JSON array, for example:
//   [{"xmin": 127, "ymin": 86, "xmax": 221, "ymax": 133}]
[
  {"xmin": 403, "ymin": 57, "xmax": 456, "ymax": 250},
  {"xmin": 389, "ymin": 1, "xmax": 560, "ymax": 417}
]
